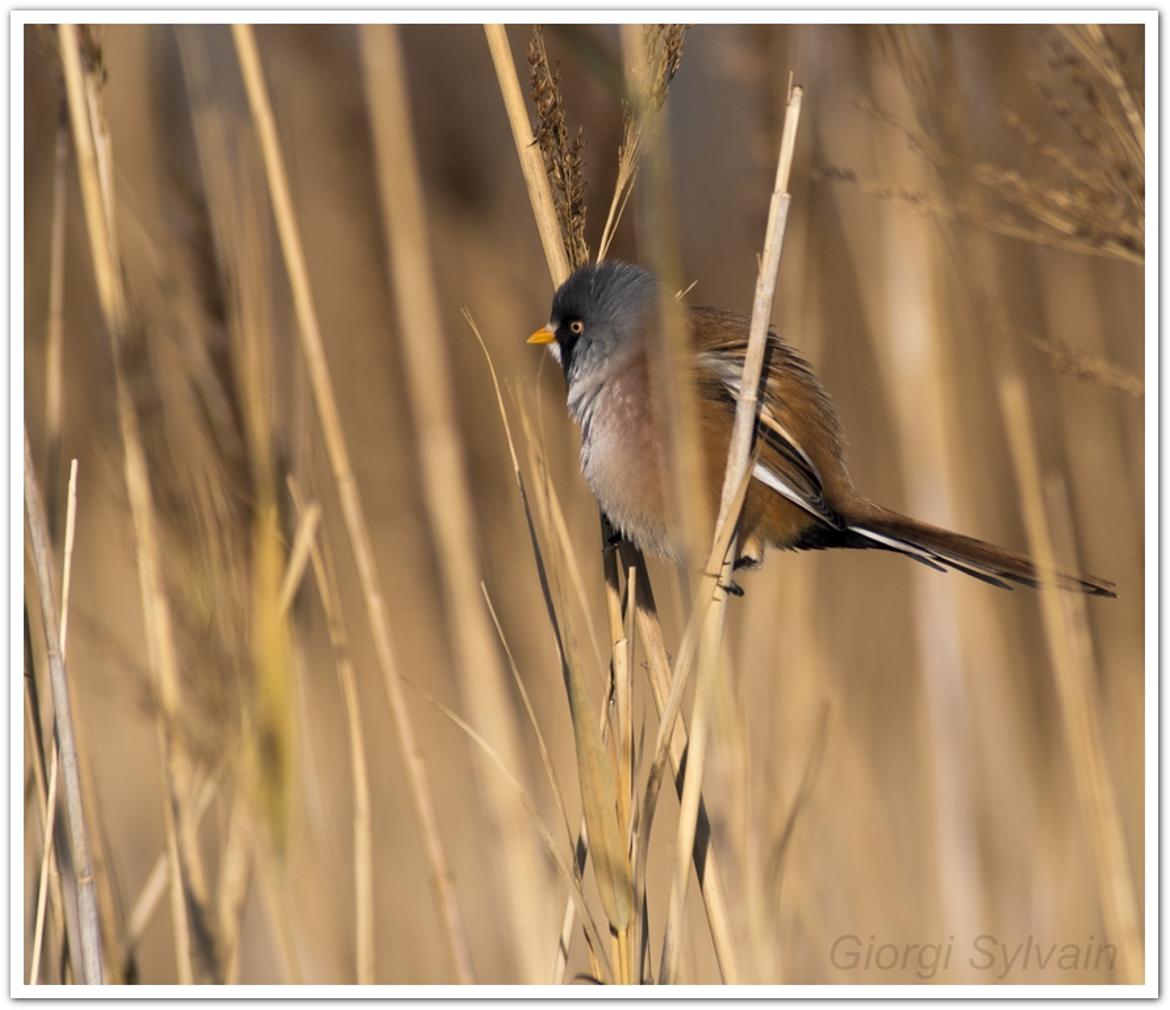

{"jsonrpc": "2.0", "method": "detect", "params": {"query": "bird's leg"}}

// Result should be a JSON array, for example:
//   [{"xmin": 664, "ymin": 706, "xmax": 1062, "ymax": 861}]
[
  {"xmin": 701, "ymin": 567, "xmax": 746, "ymax": 598},
  {"xmin": 733, "ymin": 542, "xmax": 764, "ymax": 572},
  {"xmin": 600, "ymin": 513, "xmax": 623, "ymax": 553}
]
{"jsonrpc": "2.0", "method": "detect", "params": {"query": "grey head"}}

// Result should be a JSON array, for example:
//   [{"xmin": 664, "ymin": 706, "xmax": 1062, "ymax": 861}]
[{"xmin": 537, "ymin": 261, "xmax": 658, "ymax": 386}]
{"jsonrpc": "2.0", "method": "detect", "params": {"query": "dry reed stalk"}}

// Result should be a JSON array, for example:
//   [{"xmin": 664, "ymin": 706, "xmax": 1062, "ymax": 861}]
[
  {"xmin": 618, "ymin": 541, "xmax": 739, "ymax": 982},
  {"xmin": 215, "ymin": 791, "xmax": 253, "ymax": 984},
  {"xmin": 828, "ymin": 29, "xmax": 1146, "ymax": 268},
  {"xmin": 999, "ymin": 375, "xmax": 1142, "ymax": 984},
  {"xmin": 612, "ymin": 562, "xmax": 635, "ymax": 841},
  {"xmin": 1057, "ymin": 25, "xmax": 1144, "ymax": 173},
  {"xmin": 480, "ymin": 583, "xmax": 577, "ymax": 851},
  {"xmin": 289, "ymin": 479, "xmax": 375, "ymax": 984},
  {"xmin": 484, "ymin": 25, "xmax": 573, "ymax": 285},
  {"xmin": 513, "ymin": 399, "xmax": 634, "ymax": 963},
  {"xmin": 542, "ymin": 472, "xmax": 607, "ymax": 673},
  {"xmin": 121, "ymin": 773, "xmax": 217, "ymax": 971},
  {"xmin": 230, "ymin": 24, "xmax": 474, "ymax": 983},
  {"xmin": 405, "ymin": 678, "xmax": 614, "ymax": 982},
  {"xmin": 483, "ymin": 24, "xmax": 738, "ymax": 982},
  {"xmin": 630, "ymin": 462, "xmax": 753, "ymax": 977},
  {"xmin": 842, "ymin": 49, "xmax": 988, "ymax": 965},
  {"xmin": 1018, "ymin": 326, "xmax": 1144, "ymax": 398},
  {"xmin": 29, "ymin": 460, "xmax": 78, "ymax": 984},
  {"xmin": 23, "ymin": 629, "xmax": 71, "ymax": 983},
  {"xmin": 43, "ymin": 106, "xmax": 68, "ymax": 528},
  {"xmin": 485, "ymin": 26, "xmax": 637, "ymax": 974},
  {"xmin": 175, "ymin": 26, "xmax": 294, "ymax": 844},
  {"xmin": 249, "ymin": 501, "xmax": 294, "ymax": 842},
  {"xmin": 464, "ymin": 314, "xmax": 582, "ymax": 849},
  {"xmin": 621, "ymin": 24, "xmax": 710, "ymax": 573},
  {"xmin": 463, "ymin": 313, "xmax": 608, "ymax": 983},
  {"xmin": 255, "ymin": 844, "xmax": 302, "ymax": 983},
  {"xmin": 24, "ymin": 435, "xmax": 101, "ymax": 984},
  {"xmin": 598, "ymin": 25, "xmax": 687, "ymax": 262},
  {"xmin": 29, "ymin": 749, "xmax": 60, "ymax": 983},
  {"xmin": 57, "ymin": 23, "xmax": 211, "ymax": 983},
  {"xmin": 528, "ymin": 26, "xmax": 590, "ymax": 268},
  {"xmin": 817, "ymin": 162, "xmax": 1145, "ymax": 265},
  {"xmin": 277, "ymin": 503, "xmax": 322, "ymax": 615},
  {"xmin": 519, "ymin": 399, "xmax": 634, "ymax": 983},
  {"xmin": 656, "ymin": 83, "xmax": 803, "ymax": 984},
  {"xmin": 359, "ymin": 25, "xmax": 552, "ymax": 982}
]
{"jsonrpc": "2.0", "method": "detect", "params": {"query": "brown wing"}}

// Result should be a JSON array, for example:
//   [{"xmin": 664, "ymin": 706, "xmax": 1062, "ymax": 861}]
[{"xmin": 688, "ymin": 306, "xmax": 849, "ymax": 531}]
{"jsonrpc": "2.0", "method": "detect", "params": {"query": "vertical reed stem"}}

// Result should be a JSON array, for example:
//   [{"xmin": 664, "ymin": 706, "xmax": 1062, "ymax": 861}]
[
  {"xmin": 24, "ymin": 434, "xmax": 102, "ymax": 984},
  {"xmin": 57, "ymin": 22, "xmax": 208, "ymax": 983},
  {"xmin": 1000, "ymin": 376, "xmax": 1143, "ymax": 984},
  {"xmin": 660, "ymin": 82, "xmax": 803, "ymax": 986},
  {"xmin": 231, "ymin": 24, "xmax": 474, "ymax": 983}
]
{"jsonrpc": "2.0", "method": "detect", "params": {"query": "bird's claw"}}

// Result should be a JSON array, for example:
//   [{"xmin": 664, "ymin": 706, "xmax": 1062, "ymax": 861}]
[{"xmin": 703, "ymin": 569, "xmax": 745, "ymax": 597}]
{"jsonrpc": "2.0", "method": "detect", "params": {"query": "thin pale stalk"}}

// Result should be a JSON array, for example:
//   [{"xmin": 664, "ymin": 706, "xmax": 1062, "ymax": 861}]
[
  {"xmin": 277, "ymin": 502, "xmax": 321, "ymax": 615},
  {"xmin": 23, "ymin": 661, "xmax": 72, "ymax": 983},
  {"xmin": 484, "ymin": 26, "xmax": 738, "ymax": 981},
  {"xmin": 57, "ymin": 25, "xmax": 207, "ymax": 982},
  {"xmin": 465, "ymin": 314, "xmax": 601, "ymax": 983},
  {"xmin": 289, "ymin": 478, "xmax": 375, "ymax": 985},
  {"xmin": 407, "ymin": 680, "xmax": 614, "ymax": 984},
  {"xmin": 360, "ymin": 26, "xmax": 549, "ymax": 981},
  {"xmin": 659, "ymin": 84, "xmax": 803, "ymax": 984},
  {"xmin": 482, "ymin": 584, "xmax": 576, "ymax": 851},
  {"xmin": 215, "ymin": 791, "xmax": 253, "ymax": 985},
  {"xmin": 230, "ymin": 25, "xmax": 473, "ymax": 983},
  {"xmin": 29, "ymin": 749, "xmax": 60, "ymax": 984},
  {"xmin": 24, "ymin": 434, "xmax": 101, "ymax": 984},
  {"xmin": 515, "ymin": 401, "xmax": 633, "ymax": 941},
  {"xmin": 619, "ymin": 542, "xmax": 738, "ymax": 983},
  {"xmin": 629, "ymin": 463, "xmax": 752, "ymax": 982},
  {"xmin": 30, "ymin": 458, "xmax": 78, "ymax": 984},
  {"xmin": 256, "ymin": 846, "xmax": 302, "ymax": 984},
  {"xmin": 122, "ymin": 774, "xmax": 216, "ymax": 967},
  {"xmin": 44, "ymin": 105, "xmax": 68, "ymax": 527},
  {"xmin": 613, "ymin": 564, "xmax": 635, "ymax": 838},
  {"xmin": 623, "ymin": 24, "xmax": 710, "ymax": 571},
  {"xmin": 483, "ymin": 24, "xmax": 572, "ymax": 286},
  {"xmin": 999, "ymin": 377, "xmax": 1142, "ymax": 984}
]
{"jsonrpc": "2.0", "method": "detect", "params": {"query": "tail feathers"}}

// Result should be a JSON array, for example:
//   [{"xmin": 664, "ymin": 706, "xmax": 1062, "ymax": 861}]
[{"xmin": 843, "ymin": 505, "xmax": 1117, "ymax": 598}]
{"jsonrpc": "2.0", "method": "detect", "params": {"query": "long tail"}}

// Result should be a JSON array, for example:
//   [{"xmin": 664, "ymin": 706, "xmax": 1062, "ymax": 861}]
[{"xmin": 832, "ymin": 503, "xmax": 1117, "ymax": 598}]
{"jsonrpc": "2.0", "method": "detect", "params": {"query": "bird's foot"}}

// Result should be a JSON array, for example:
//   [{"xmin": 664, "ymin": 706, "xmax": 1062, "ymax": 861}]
[
  {"xmin": 600, "ymin": 514, "xmax": 623, "ymax": 553},
  {"xmin": 733, "ymin": 550, "xmax": 763, "ymax": 572},
  {"xmin": 703, "ymin": 569, "xmax": 746, "ymax": 597}
]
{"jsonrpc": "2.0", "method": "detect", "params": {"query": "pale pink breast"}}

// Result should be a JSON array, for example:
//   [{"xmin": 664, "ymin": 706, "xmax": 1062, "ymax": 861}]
[{"xmin": 577, "ymin": 366, "xmax": 682, "ymax": 562}]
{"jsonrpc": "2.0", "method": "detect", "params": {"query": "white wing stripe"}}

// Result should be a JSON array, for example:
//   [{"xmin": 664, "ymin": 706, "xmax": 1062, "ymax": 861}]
[
  {"xmin": 848, "ymin": 525, "xmax": 942, "ymax": 566},
  {"xmin": 751, "ymin": 462, "xmax": 825, "ymax": 521}
]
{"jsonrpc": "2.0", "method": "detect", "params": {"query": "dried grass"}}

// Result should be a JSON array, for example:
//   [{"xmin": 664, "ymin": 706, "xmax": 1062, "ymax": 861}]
[
  {"xmin": 232, "ymin": 22, "xmax": 476, "ymax": 984},
  {"xmin": 528, "ymin": 26, "xmax": 590, "ymax": 269},
  {"xmin": 23, "ymin": 22, "xmax": 1145, "ymax": 988},
  {"xmin": 820, "ymin": 25, "xmax": 1144, "ymax": 266}
]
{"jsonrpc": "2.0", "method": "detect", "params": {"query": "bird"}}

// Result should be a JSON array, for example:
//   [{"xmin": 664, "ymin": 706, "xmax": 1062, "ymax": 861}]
[{"xmin": 527, "ymin": 260, "xmax": 1116, "ymax": 598}]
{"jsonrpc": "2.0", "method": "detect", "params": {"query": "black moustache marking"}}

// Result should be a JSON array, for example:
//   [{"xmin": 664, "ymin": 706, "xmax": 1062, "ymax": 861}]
[{"xmin": 558, "ymin": 330, "xmax": 581, "ymax": 376}]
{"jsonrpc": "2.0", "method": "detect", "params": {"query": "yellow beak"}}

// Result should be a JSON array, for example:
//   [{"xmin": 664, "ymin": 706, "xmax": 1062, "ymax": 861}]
[{"xmin": 527, "ymin": 324, "xmax": 556, "ymax": 345}]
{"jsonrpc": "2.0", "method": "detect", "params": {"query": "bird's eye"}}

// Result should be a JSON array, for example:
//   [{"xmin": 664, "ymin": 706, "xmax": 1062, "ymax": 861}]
[{"xmin": 569, "ymin": 320, "xmax": 585, "ymax": 335}]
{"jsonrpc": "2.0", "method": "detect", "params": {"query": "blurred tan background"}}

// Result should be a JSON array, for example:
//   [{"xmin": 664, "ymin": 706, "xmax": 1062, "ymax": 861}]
[{"xmin": 24, "ymin": 22, "xmax": 1144, "ymax": 985}]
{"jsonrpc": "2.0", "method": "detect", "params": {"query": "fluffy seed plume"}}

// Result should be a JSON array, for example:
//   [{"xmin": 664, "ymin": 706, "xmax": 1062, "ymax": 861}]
[
  {"xmin": 527, "ymin": 26, "xmax": 590, "ymax": 270},
  {"xmin": 597, "ymin": 24, "xmax": 688, "ymax": 260},
  {"xmin": 818, "ymin": 25, "xmax": 1143, "ymax": 265}
]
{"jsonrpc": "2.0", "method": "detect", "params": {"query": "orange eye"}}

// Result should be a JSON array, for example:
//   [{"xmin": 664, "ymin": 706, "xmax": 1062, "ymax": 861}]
[{"xmin": 569, "ymin": 320, "xmax": 585, "ymax": 335}]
